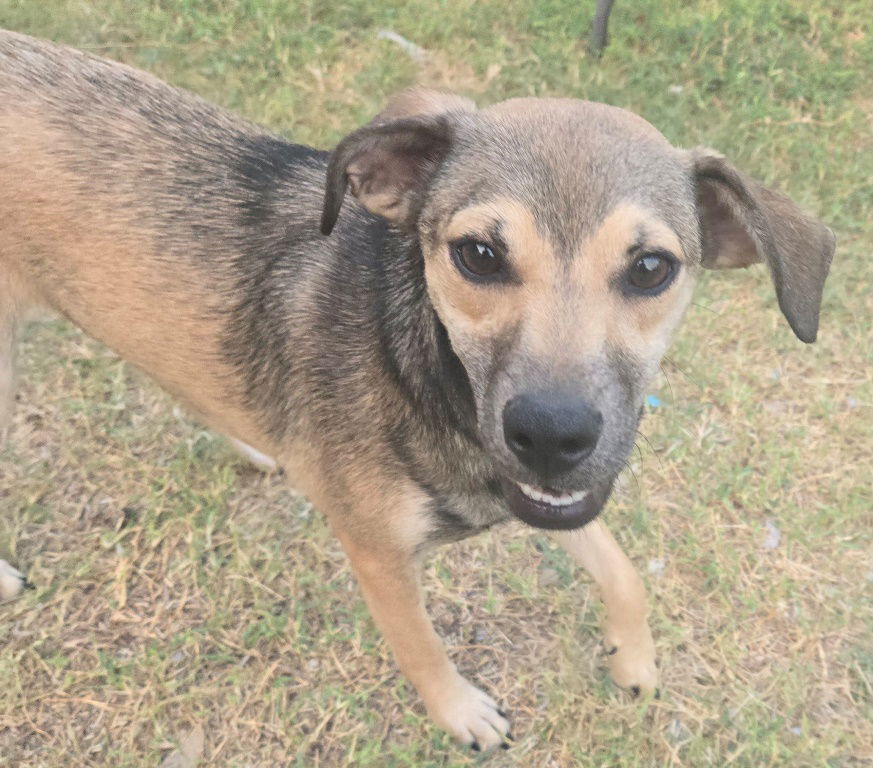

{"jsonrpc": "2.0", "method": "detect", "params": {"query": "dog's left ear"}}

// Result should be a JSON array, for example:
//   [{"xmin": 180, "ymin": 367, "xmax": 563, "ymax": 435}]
[
  {"xmin": 691, "ymin": 148, "xmax": 835, "ymax": 343},
  {"xmin": 321, "ymin": 90, "xmax": 476, "ymax": 236}
]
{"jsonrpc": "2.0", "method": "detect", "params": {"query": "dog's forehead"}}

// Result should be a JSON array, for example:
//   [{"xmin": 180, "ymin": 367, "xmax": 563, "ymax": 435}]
[
  {"xmin": 481, "ymin": 97, "xmax": 669, "ymax": 143},
  {"xmin": 441, "ymin": 98, "xmax": 696, "ymax": 252}
]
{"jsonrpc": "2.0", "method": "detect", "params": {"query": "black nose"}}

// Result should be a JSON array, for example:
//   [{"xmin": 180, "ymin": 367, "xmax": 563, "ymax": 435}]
[{"xmin": 502, "ymin": 391, "xmax": 603, "ymax": 480}]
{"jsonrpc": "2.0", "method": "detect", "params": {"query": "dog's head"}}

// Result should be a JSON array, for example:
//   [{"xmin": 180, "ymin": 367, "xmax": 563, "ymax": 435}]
[{"xmin": 321, "ymin": 90, "xmax": 834, "ymax": 530}]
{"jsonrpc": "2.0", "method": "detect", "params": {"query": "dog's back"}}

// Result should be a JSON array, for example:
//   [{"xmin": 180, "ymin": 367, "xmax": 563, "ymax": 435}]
[{"xmin": 0, "ymin": 30, "xmax": 330, "ymax": 451}]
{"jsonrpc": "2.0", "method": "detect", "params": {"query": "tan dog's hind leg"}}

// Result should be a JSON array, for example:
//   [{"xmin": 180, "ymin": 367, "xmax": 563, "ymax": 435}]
[
  {"xmin": 0, "ymin": 305, "xmax": 17, "ymax": 433},
  {"xmin": 552, "ymin": 521, "xmax": 658, "ymax": 694},
  {"xmin": 335, "ymin": 527, "xmax": 511, "ymax": 750},
  {"xmin": 0, "ymin": 266, "xmax": 40, "ymax": 434},
  {"xmin": 0, "ymin": 276, "xmax": 25, "ymax": 601}
]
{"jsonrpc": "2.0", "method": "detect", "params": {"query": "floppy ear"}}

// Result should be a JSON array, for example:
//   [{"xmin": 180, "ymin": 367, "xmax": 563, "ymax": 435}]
[
  {"xmin": 691, "ymin": 148, "xmax": 835, "ymax": 343},
  {"xmin": 320, "ymin": 89, "xmax": 475, "ymax": 236}
]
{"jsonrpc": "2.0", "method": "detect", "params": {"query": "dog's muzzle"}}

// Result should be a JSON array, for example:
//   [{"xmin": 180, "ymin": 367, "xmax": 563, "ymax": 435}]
[
  {"xmin": 500, "ymin": 477, "xmax": 614, "ymax": 530},
  {"xmin": 498, "ymin": 389, "xmax": 611, "ymax": 528}
]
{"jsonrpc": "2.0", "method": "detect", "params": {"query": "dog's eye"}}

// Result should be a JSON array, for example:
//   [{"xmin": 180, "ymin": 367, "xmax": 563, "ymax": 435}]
[
  {"xmin": 625, "ymin": 252, "xmax": 676, "ymax": 294},
  {"xmin": 451, "ymin": 240, "xmax": 503, "ymax": 279}
]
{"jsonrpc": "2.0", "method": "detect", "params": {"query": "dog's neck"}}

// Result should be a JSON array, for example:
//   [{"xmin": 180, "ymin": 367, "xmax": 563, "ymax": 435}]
[
  {"xmin": 224, "ymin": 145, "xmax": 487, "ymax": 492},
  {"xmin": 371, "ymin": 227, "xmax": 480, "ymax": 445}
]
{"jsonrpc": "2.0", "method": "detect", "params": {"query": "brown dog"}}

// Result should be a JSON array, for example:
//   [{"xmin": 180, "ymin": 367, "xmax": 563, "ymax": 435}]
[{"xmin": 0, "ymin": 30, "xmax": 834, "ymax": 750}]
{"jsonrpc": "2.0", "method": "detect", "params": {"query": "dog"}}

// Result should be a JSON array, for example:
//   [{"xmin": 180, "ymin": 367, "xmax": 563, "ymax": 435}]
[{"xmin": 0, "ymin": 30, "xmax": 834, "ymax": 751}]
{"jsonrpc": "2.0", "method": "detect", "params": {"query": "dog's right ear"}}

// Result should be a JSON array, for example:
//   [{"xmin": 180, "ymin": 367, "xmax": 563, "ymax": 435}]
[{"xmin": 320, "ymin": 90, "xmax": 475, "ymax": 236}]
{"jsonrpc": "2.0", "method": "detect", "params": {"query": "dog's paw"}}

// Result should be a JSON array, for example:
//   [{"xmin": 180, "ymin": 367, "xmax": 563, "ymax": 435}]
[
  {"xmin": 0, "ymin": 559, "xmax": 29, "ymax": 601},
  {"xmin": 421, "ymin": 672, "xmax": 511, "ymax": 751},
  {"xmin": 605, "ymin": 623, "xmax": 658, "ymax": 696}
]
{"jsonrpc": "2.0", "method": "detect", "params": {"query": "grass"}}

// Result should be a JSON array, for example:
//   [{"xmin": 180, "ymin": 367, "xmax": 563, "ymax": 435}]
[{"xmin": 0, "ymin": 0, "xmax": 871, "ymax": 765}]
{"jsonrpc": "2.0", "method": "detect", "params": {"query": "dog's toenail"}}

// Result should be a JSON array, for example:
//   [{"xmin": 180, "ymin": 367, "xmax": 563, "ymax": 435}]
[
  {"xmin": 23, "ymin": 579, "xmax": 35, "ymax": 590},
  {"xmin": 501, "ymin": 742, "xmax": 511, "ymax": 750},
  {"xmin": 471, "ymin": 741, "xmax": 480, "ymax": 752},
  {"xmin": 506, "ymin": 731, "xmax": 514, "ymax": 741},
  {"xmin": 497, "ymin": 708, "xmax": 507, "ymax": 718},
  {"xmin": 631, "ymin": 686, "xmax": 641, "ymax": 697},
  {"xmin": 607, "ymin": 646, "xmax": 618, "ymax": 655}
]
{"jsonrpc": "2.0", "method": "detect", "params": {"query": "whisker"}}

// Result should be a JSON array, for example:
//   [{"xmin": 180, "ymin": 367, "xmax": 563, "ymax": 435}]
[
  {"xmin": 663, "ymin": 355, "xmax": 705, "ymax": 392},
  {"xmin": 635, "ymin": 430, "xmax": 663, "ymax": 468},
  {"xmin": 658, "ymin": 362, "xmax": 676, "ymax": 404},
  {"xmin": 622, "ymin": 457, "xmax": 640, "ymax": 490},
  {"xmin": 691, "ymin": 301, "xmax": 720, "ymax": 316}
]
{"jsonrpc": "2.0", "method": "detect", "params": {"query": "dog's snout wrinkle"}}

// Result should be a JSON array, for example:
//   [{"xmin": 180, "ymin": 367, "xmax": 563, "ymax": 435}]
[{"xmin": 502, "ymin": 391, "xmax": 602, "ymax": 480}]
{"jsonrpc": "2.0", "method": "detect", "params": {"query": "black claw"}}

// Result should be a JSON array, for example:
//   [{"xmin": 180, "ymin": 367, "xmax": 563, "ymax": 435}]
[
  {"xmin": 655, "ymin": 688, "xmax": 661, "ymax": 700},
  {"xmin": 501, "ymin": 742, "xmax": 511, "ymax": 750},
  {"xmin": 506, "ymin": 731, "xmax": 514, "ymax": 741},
  {"xmin": 471, "ymin": 742, "xmax": 481, "ymax": 752},
  {"xmin": 607, "ymin": 646, "xmax": 618, "ymax": 656},
  {"xmin": 631, "ymin": 686, "xmax": 641, "ymax": 698},
  {"xmin": 22, "ymin": 579, "xmax": 36, "ymax": 590},
  {"xmin": 497, "ymin": 708, "xmax": 507, "ymax": 718}
]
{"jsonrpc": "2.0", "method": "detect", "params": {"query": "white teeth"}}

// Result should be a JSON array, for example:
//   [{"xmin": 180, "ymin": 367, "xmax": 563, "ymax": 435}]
[
  {"xmin": 519, "ymin": 482, "xmax": 544, "ymax": 502},
  {"xmin": 516, "ymin": 482, "xmax": 588, "ymax": 507}
]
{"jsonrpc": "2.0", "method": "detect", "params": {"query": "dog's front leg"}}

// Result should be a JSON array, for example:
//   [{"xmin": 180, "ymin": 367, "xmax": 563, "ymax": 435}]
[
  {"xmin": 334, "ymin": 527, "xmax": 511, "ymax": 750},
  {"xmin": 551, "ymin": 520, "xmax": 658, "ymax": 695}
]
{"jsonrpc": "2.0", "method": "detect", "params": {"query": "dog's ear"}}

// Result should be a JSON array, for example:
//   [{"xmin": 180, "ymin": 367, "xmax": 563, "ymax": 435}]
[
  {"xmin": 372, "ymin": 88, "xmax": 477, "ymax": 122},
  {"xmin": 320, "ymin": 90, "xmax": 475, "ymax": 236},
  {"xmin": 691, "ymin": 148, "xmax": 835, "ymax": 343}
]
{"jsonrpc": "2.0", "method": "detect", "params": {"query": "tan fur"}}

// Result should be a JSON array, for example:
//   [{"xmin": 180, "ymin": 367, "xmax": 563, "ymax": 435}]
[
  {"xmin": 331, "ymin": 483, "xmax": 511, "ymax": 747},
  {"xmin": 0, "ymin": 111, "xmax": 274, "ymax": 456},
  {"xmin": 484, "ymin": 96, "xmax": 673, "ymax": 146},
  {"xmin": 552, "ymin": 523, "xmax": 657, "ymax": 692},
  {"xmin": 0, "ymin": 265, "xmax": 45, "ymax": 428},
  {"xmin": 376, "ymin": 88, "xmax": 476, "ymax": 122},
  {"xmin": 424, "ymin": 198, "xmax": 694, "ymax": 379},
  {"xmin": 426, "ymin": 197, "xmax": 553, "ymax": 332},
  {"xmin": 572, "ymin": 204, "xmax": 695, "ymax": 362}
]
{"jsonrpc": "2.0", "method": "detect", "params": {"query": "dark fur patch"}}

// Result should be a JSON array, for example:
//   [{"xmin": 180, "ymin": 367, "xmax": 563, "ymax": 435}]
[
  {"xmin": 220, "ymin": 136, "xmax": 330, "ymax": 440},
  {"xmin": 422, "ymin": 498, "xmax": 488, "ymax": 548},
  {"xmin": 235, "ymin": 136, "xmax": 327, "ymax": 227},
  {"xmin": 217, "ymin": 135, "xmax": 496, "ymax": 541},
  {"xmin": 607, "ymin": 343, "xmax": 644, "ymax": 402}
]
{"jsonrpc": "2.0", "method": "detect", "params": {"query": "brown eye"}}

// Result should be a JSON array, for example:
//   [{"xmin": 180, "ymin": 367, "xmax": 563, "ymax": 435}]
[
  {"xmin": 451, "ymin": 240, "xmax": 503, "ymax": 279},
  {"xmin": 626, "ymin": 252, "xmax": 676, "ymax": 294}
]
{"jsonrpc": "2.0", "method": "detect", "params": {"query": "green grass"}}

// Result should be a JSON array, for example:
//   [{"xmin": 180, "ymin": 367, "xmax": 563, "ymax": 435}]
[{"xmin": 1, "ymin": 0, "xmax": 871, "ymax": 765}]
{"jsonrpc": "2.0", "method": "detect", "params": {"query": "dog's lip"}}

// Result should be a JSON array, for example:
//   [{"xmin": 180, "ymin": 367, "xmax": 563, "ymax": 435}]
[{"xmin": 500, "ymin": 478, "xmax": 613, "ymax": 530}]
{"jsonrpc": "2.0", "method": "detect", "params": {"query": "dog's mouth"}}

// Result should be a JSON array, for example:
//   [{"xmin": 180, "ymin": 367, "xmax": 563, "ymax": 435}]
[{"xmin": 500, "ymin": 478, "xmax": 613, "ymax": 530}]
